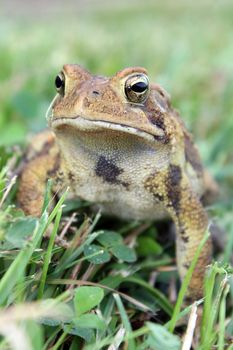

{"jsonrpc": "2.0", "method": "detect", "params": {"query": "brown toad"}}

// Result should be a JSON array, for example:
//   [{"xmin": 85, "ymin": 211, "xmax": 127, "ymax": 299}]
[{"xmin": 18, "ymin": 64, "xmax": 217, "ymax": 298}]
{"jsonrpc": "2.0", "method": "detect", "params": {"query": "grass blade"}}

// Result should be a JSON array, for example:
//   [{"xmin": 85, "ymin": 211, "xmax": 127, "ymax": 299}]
[
  {"xmin": 126, "ymin": 276, "xmax": 173, "ymax": 316},
  {"xmin": 217, "ymin": 281, "xmax": 230, "ymax": 350},
  {"xmin": 37, "ymin": 207, "xmax": 62, "ymax": 299},
  {"xmin": 0, "ymin": 213, "xmax": 47, "ymax": 306},
  {"xmin": 113, "ymin": 293, "xmax": 136, "ymax": 350},
  {"xmin": 201, "ymin": 272, "xmax": 229, "ymax": 349}
]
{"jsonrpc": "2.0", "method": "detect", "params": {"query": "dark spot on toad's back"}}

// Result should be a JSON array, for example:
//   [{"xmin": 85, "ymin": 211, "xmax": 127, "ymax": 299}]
[
  {"xmin": 26, "ymin": 138, "xmax": 56, "ymax": 163},
  {"xmin": 181, "ymin": 235, "xmax": 189, "ymax": 243},
  {"xmin": 184, "ymin": 132, "xmax": 203, "ymax": 175},
  {"xmin": 147, "ymin": 108, "xmax": 165, "ymax": 130},
  {"xmin": 166, "ymin": 164, "xmax": 182, "ymax": 214},
  {"xmin": 95, "ymin": 155, "xmax": 125, "ymax": 186},
  {"xmin": 147, "ymin": 112, "xmax": 170, "ymax": 144},
  {"xmin": 154, "ymin": 193, "xmax": 164, "ymax": 202},
  {"xmin": 68, "ymin": 171, "xmax": 75, "ymax": 182},
  {"xmin": 183, "ymin": 262, "xmax": 190, "ymax": 269},
  {"xmin": 47, "ymin": 153, "xmax": 61, "ymax": 177},
  {"xmin": 169, "ymin": 164, "xmax": 182, "ymax": 189}
]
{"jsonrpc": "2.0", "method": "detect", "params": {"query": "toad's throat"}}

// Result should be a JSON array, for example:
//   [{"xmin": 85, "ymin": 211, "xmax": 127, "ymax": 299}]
[{"xmin": 51, "ymin": 116, "xmax": 165, "ymax": 142}]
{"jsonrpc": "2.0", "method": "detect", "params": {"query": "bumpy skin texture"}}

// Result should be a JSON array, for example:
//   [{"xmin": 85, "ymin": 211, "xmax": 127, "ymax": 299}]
[{"xmin": 18, "ymin": 64, "xmax": 217, "ymax": 299}]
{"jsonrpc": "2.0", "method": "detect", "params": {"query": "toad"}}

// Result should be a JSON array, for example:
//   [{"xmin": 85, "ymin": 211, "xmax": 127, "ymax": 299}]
[{"xmin": 18, "ymin": 65, "xmax": 217, "ymax": 298}]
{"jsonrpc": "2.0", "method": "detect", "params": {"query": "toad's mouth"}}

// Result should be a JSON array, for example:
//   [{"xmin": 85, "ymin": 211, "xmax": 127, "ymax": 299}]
[{"xmin": 51, "ymin": 116, "xmax": 165, "ymax": 143}]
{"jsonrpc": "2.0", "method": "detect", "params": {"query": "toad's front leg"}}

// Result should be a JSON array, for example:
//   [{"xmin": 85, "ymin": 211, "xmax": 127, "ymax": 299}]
[
  {"xmin": 145, "ymin": 165, "xmax": 212, "ymax": 299},
  {"xmin": 172, "ymin": 184, "xmax": 212, "ymax": 299},
  {"xmin": 17, "ymin": 131, "xmax": 62, "ymax": 217}
]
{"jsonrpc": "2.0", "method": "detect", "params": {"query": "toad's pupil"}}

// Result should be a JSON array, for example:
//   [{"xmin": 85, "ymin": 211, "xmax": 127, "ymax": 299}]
[
  {"xmin": 131, "ymin": 81, "xmax": 148, "ymax": 93},
  {"xmin": 55, "ymin": 75, "xmax": 64, "ymax": 89}
]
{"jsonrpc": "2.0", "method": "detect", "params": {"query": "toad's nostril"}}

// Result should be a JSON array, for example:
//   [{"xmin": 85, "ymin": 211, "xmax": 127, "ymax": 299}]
[{"xmin": 92, "ymin": 90, "xmax": 100, "ymax": 95}]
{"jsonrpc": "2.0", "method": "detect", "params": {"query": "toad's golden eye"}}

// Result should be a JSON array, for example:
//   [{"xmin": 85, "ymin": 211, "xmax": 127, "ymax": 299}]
[
  {"xmin": 55, "ymin": 72, "xmax": 65, "ymax": 95},
  {"xmin": 125, "ymin": 74, "xmax": 149, "ymax": 104}
]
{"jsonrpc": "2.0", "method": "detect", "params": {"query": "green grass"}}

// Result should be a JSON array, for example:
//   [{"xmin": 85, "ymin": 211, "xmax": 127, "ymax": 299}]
[{"xmin": 0, "ymin": 1, "xmax": 233, "ymax": 349}]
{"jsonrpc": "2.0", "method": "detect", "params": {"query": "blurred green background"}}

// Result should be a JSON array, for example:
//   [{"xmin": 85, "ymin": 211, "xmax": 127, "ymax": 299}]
[{"xmin": 0, "ymin": 0, "xmax": 233, "ymax": 201}]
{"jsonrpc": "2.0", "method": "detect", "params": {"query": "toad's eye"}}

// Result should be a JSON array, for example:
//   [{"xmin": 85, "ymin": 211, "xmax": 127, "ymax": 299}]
[
  {"xmin": 55, "ymin": 73, "xmax": 65, "ymax": 95},
  {"xmin": 125, "ymin": 74, "xmax": 149, "ymax": 103}
]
